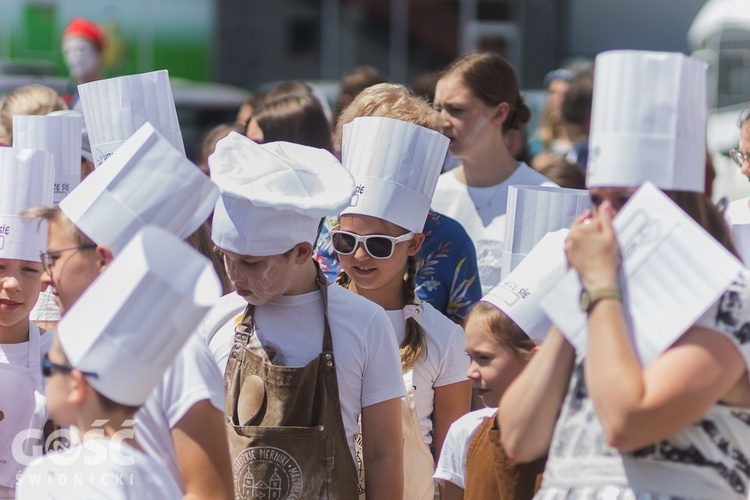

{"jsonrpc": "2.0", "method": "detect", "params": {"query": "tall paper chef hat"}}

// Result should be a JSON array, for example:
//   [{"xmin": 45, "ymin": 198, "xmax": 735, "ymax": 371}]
[
  {"xmin": 586, "ymin": 50, "xmax": 707, "ymax": 192},
  {"xmin": 59, "ymin": 122, "xmax": 218, "ymax": 254},
  {"xmin": 57, "ymin": 225, "xmax": 221, "ymax": 406},
  {"xmin": 13, "ymin": 113, "xmax": 84, "ymax": 205},
  {"xmin": 340, "ymin": 116, "xmax": 448, "ymax": 233},
  {"xmin": 0, "ymin": 148, "xmax": 54, "ymax": 262},
  {"xmin": 78, "ymin": 69, "xmax": 184, "ymax": 166},
  {"xmin": 210, "ymin": 132, "xmax": 355, "ymax": 256},
  {"xmin": 483, "ymin": 229, "xmax": 568, "ymax": 342},
  {"xmin": 502, "ymin": 185, "xmax": 591, "ymax": 279}
]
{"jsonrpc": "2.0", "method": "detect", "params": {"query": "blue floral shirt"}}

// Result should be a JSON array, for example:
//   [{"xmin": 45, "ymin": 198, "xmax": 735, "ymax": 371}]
[{"xmin": 315, "ymin": 210, "xmax": 482, "ymax": 322}]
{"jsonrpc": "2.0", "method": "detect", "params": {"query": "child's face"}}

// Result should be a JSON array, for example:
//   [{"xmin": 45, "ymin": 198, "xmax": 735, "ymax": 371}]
[
  {"xmin": 221, "ymin": 248, "xmax": 296, "ymax": 306},
  {"xmin": 465, "ymin": 315, "xmax": 527, "ymax": 407},
  {"xmin": 0, "ymin": 258, "xmax": 43, "ymax": 329},
  {"xmin": 336, "ymin": 215, "xmax": 422, "ymax": 298}
]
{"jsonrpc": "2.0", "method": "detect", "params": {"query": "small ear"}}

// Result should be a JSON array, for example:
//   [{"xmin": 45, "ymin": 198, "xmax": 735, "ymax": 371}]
[
  {"xmin": 491, "ymin": 102, "xmax": 510, "ymax": 127},
  {"xmin": 407, "ymin": 233, "xmax": 426, "ymax": 257},
  {"xmin": 293, "ymin": 242, "xmax": 314, "ymax": 264},
  {"xmin": 95, "ymin": 245, "xmax": 114, "ymax": 271}
]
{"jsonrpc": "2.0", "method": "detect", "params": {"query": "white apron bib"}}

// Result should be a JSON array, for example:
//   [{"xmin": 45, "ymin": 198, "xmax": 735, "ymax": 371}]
[{"xmin": 0, "ymin": 324, "xmax": 47, "ymax": 497}]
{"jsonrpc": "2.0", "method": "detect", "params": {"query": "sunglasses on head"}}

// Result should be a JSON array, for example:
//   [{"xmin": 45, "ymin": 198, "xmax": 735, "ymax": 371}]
[
  {"xmin": 329, "ymin": 229, "xmax": 414, "ymax": 259},
  {"xmin": 42, "ymin": 353, "xmax": 99, "ymax": 379}
]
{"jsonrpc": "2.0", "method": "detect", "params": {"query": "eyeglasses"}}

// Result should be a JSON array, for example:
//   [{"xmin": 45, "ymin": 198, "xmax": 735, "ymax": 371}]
[
  {"xmin": 730, "ymin": 149, "xmax": 749, "ymax": 168},
  {"xmin": 329, "ymin": 229, "xmax": 414, "ymax": 259},
  {"xmin": 39, "ymin": 245, "xmax": 97, "ymax": 275},
  {"xmin": 42, "ymin": 353, "xmax": 98, "ymax": 379}
]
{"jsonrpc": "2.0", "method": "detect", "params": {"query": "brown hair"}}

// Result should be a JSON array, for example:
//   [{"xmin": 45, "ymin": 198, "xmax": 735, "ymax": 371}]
[
  {"xmin": 440, "ymin": 52, "xmax": 531, "ymax": 132},
  {"xmin": 665, "ymin": 190, "xmax": 740, "ymax": 259},
  {"xmin": 186, "ymin": 221, "xmax": 234, "ymax": 295},
  {"xmin": 334, "ymin": 83, "xmax": 439, "ymax": 150},
  {"xmin": 198, "ymin": 123, "xmax": 244, "ymax": 174},
  {"xmin": 24, "ymin": 206, "xmax": 95, "ymax": 247},
  {"xmin": 333, "ymin": 66, "xmax": 385, "ymax": 128},
  {"xmin": 467, "ymin": 301, "xmax": 536, "ymax": 362},
  {"xmin": 249, "ymin": 93, "xmax": 333, "ymax": 152},
  {"xmin": 561, "ymin": 72, "xmax": 593, "ymax": 130},
  {"xmin": 531, "ymin": 153, "xmax": 586, "ymax": 189},
  {"xmin": 0, "ymin": 84, "xmax": 67, "ymax": 144}
]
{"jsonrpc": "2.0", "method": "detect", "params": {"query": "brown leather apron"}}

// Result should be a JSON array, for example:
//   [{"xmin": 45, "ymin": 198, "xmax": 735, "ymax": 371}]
[
  {"xmin": 224, "ymin": 272, "xmax": 359, "ymax": 500},
  {"xmin": 464, "ymin": 412, "xmax": 546, "ymax": 500}
]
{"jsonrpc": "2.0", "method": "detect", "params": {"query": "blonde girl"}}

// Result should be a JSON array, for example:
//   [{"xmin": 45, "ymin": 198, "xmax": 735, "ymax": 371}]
[
  {"xmin": 332, "ymin": 85, "xmax": 472, "ymax": 499},
  {"xmin": 435, "ymin": 301, "xmax": 544, "ymax": 500}
]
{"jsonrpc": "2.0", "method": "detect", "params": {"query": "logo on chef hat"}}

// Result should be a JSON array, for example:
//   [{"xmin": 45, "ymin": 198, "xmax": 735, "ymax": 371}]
[
  {"xmin": 0, "ymin": 223, "xmax": 10, "ymax": 250},
  {"xmin": 350, "ymin": 184, "xmax": 365, "ymax": 207}
]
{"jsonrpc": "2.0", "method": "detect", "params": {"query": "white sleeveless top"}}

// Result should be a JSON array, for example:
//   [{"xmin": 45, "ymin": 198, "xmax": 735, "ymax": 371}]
[{"xmin": 538, "ymin": 273, "xmax": 750, "ymax": 499}]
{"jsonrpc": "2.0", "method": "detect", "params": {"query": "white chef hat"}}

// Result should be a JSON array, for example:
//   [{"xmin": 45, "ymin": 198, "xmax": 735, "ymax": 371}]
[
  {"xmin": 12, "ymin": 113, "xmax": 84, "ymax": 205},
  {"xmin": 210, "ymin": 132, "xmax": 355, "ymax": 256},
  {"xmin": 78, "ymin": 69, "xmax": 184, "ymax": 166},
  {"xmin": 59, "ymin": 122, "xmax": 218, "ymax": 254},
  {"xmin": 501, "ymin": 185, "xmax": 591, "ymax": 279},
  {"xmin": 57, "ymin": 225, "xmax": 221, "ymax": 406},
  {"xmin": 587, "ymin": 50, "xmax": 707, "ymax": 193},
  {"xmin": 0, "ymin": 148, "xmax": 54, "ymax": 262},
  {"xmin": 483, "ymin": 229, "xmax": 568, "ymax": 342},
  {"xmin": 340, "ymin": 116, "xmax": 448, "ymax": 233}
]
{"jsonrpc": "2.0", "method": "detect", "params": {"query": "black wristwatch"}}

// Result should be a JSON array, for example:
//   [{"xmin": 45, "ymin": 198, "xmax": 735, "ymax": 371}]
[{"xmin": 580, "ymin": 287, "xmax": 621, "ymax": 314}]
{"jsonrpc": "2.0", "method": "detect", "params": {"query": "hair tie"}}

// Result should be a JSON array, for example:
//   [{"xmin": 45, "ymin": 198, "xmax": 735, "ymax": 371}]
[{"xmin": 403, "ymin": 297, "xmax": 424, "ymax": 323}]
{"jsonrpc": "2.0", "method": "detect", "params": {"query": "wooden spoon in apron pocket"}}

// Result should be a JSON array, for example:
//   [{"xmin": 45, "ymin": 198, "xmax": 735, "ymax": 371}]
[{"xmin": 237, "ymin": 374, "xmax": 266, "ymax": 426}]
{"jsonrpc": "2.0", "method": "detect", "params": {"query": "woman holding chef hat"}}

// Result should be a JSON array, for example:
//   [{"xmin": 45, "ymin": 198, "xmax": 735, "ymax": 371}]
[
  {"xmin": 200, "ymin": 133, "xmax": 405, "ymax": 499},
  {"xmin": 500, "ymin": 50, "xmax": 750, "ymax": 499},
  {"xmin": 0, "ymin": 147, "xmax": 53, "ymax": 499}
]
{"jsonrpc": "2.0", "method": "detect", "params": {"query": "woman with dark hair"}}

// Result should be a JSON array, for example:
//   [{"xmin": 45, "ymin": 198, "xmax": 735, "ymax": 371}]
[
  {"xmin": 246, "ymin": 93, "xmax": 333, "ymax": 153},
  {"xmin": 432, "ymin": 52, "xmax": 555, "ymax": 293}
]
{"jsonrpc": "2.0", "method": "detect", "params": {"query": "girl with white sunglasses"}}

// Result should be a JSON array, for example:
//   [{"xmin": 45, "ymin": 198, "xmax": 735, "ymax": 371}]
[{"xmin": 331, "ymin": 88, "xmax": 472, "ymax": 500}]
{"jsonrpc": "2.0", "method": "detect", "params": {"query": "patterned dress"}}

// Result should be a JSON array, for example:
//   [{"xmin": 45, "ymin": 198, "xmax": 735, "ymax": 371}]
[
  {"xmin": 315, "ymin": 210, "xmax": 482, "ymax": 322},
  {"xmin": 537, "ymin": 274, "xmax": 750, "ymax": 499}
]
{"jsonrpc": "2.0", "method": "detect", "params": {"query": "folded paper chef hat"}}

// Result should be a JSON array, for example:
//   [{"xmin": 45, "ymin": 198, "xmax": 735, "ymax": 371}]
[
  {"xmin": 483, "ymin": 229, "xmax": 568, "ymax": 342},
  {"xmin": 0, "ymin": 148, "xmax": 54, "ymax": 262},
  {"xmin": 59, "ymin": 122, "xmax": 218, "ymax": 254},
  {"xmin": 57, "ymin": 225, "xmax": 220, "ymax": 406},
  {"xmin": 587, "ymin": 50, "xmax": 707, "ymax": 192},
  {"xmin": 210, "ymin": 132, "xmax": 355, "ymax": 256},
  {"xmin": 13, "ymin": 113, "xmax": 83, "ymax": 205},
  {"xmin": 78, "ymin": 69, "xmax": 184, "ymax": 166},
  {"xmin": 501, "ymin": 185, "xmax": 591, "ymax": 280},
  {"xmin": 340, "ymin": 116, "xmax": 448, "ymax": 233}
]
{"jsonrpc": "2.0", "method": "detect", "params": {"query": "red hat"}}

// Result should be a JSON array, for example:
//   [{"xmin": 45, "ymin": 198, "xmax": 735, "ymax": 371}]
[{"xmin": 62, "ymin": 18, "xmax": 105, "ymax": 51}]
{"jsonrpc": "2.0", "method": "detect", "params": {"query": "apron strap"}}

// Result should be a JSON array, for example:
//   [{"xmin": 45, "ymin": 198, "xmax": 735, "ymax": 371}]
[{"xmin": 232, "ymin": 262, "xmax": 334, "ymax": 361}]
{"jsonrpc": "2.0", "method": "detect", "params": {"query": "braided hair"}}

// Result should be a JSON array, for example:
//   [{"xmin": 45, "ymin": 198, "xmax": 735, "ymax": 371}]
[{"xmin": 336, "ymin": 255, "xmax": 427, "ymax": 371}]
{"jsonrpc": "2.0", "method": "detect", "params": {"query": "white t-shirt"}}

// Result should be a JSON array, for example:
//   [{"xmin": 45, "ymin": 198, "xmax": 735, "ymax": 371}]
[
  {"xmin": 433, "ymin": 407, "xmax": 497, "ymax": 489},
  {"xmin": 385, "ymin": 303, "xmax": 469, "ymax": 444},
  {"xmin": 16, "ymin": 438, "xmax": 181, "ymax": 499},
  {"xmin": 0, "ymin": 327, "xmax": 52, "ymax": 499},
  {"xmin": 199, "ymin": 284, "xmax": 406, "ymax": 459},
  {"xmin": 431, "ymin": 164, "xmax": 556, "ymax": 294},
  {"xmin": 135, "ymin": 334, "xmax": 225, "ymax": 491}
]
